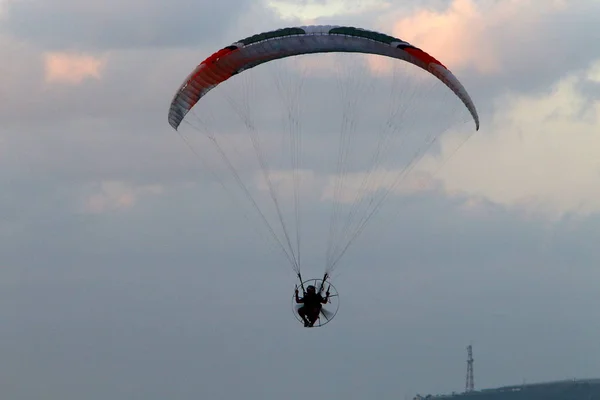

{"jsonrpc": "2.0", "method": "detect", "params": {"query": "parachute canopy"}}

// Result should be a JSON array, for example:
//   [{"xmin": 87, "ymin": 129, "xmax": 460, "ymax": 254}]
[
  {"xmin": 166, "ymin": 24, "xmax": 480, "ymax": 281},
  {"xmin": 168, "ymin": 25, "xmax": 479, "ymax": 131}
]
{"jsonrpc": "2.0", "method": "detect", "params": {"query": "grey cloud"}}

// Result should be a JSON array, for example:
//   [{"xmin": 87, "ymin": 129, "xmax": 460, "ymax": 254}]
[
  {"xmin": 0, "ymin": 45, "xmax": 474, "ymax": 191},
  {"xmin": 1, "ymin": 0, "xmax": 261, "ymax": 50},
  {"xmin": 1, "ymin": 183, "xmax": 600, "ymax": 399},
  {"xmin": 4, "ymin": 0, "xmax": 598, "ymax": 146}
]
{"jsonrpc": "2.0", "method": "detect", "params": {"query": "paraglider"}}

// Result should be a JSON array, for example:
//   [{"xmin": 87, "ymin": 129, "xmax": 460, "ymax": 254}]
[
  {"xmin": 167, "ymin": 25, "xmax": 479, "ymax": 328},
  {"xmin": 293, "ymin": 275, "xmax": 339, "ymax": 328},
  {"xmin": 295, "ymin": 283, "xmax": 329, "ymax": 327}
]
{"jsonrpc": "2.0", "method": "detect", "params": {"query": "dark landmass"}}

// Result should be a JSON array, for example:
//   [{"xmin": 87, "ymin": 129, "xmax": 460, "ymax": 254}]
[{"xmin": 415, "ymin": 378, "xmax": 600, "ymax": 400}]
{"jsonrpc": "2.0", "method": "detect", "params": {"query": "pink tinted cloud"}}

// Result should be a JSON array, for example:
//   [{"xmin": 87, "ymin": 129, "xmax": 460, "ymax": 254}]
[
  {"xmin": 363, "ymin": 54, "xmax": 395, "ymax": 76},
  {"xmin": 83, "ymin": 181, "xmax": 164, "ymax": 214},
  {"xmin": 391, "ymin": 0, "xmax": 498, "ymax": 74},
  {"xmin": 389, "ymin": 0, "xmax": 566, "ymax": 74},
  {"xmin": 44, "ymin": 52, "xmax": 106, "ymax": 84}
]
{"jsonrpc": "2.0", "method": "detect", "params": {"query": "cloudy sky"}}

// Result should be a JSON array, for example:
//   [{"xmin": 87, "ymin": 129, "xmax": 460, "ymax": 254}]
[{"xmin": 2, "ymin": 0, "xmax": 600, "ymax": 399}]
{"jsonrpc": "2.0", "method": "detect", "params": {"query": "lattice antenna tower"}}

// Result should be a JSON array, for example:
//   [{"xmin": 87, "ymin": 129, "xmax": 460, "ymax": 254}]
[{"xmin": 465, "ymin": 344, "xmax": 474, "ymax": 392}]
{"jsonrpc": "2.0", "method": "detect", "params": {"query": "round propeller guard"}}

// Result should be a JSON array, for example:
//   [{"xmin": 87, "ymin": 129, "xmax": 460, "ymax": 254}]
[{"xmin": 292, "ymin": 278, "xmax": 340, "ymax": 328}]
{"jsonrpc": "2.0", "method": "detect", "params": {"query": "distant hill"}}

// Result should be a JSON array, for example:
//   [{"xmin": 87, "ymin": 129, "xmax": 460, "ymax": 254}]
[{"xmin": 414, "ymin": 378, "xmax": 600, "ymax": 400}]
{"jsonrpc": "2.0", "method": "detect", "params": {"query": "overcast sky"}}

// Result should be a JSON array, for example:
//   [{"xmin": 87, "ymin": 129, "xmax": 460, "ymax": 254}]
[{"xmin": 2, "ymin": 0, "xmax": 600, "ymax": 399}]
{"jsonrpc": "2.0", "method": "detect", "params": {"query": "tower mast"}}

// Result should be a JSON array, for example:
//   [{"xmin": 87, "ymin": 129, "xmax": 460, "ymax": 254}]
[{"xmin": 466, "ymin": 344, "xmax": 474, "ymax": 392}]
